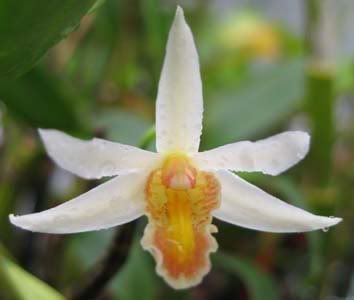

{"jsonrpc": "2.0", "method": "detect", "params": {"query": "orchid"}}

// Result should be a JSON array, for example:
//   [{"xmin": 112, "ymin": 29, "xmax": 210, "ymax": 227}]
[{"xmin": 10, "ymin": 7, "xmax": 341, "ymax": 289}]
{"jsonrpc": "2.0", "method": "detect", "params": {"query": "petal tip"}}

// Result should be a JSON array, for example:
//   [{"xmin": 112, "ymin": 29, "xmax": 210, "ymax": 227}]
[
  {"xmin": 288, "ymin": 130, "xmax": 310, "ymax": 141},
  {"xmin": 38, "ymin": 127, "xmax": 50, "ymax": 135},
  {"xmin": 297, "ymin": 130, "xmax": 311, "ymax": 146},
  {"xmin": 8, "ymin": 213, "xmax": 15, "ymax": 223},
  {"xmin": 38, "ymin": 128, "xmax": 54, "ymax": 142},
  {"xmin": 9, "ymin": 213, "xmax": 37, "ymax": 232},
  {"xmin": 173, "ymin": 5, "xmax": 187, "ymax": 29},
  {"xmin": 38, "ymin": 128, "xmax": 46, "ymax": 138},
  {"xmin": 316, "ymin": 216, "xmax": 342, "ymax": 232},
  {"xmin": 327, "ymin": 216, "xmax": 342, "ymax": 227},
  {"xmin": 288, "ymin": 130, "xmax": 311, "ymax": 160},
  {"xmin": 176, "ymin": 5, "xmax": 184, "ymax": 17},
  {"xmin": 9, "ymin": 214, "xmax": 25, "ymax": 229}
]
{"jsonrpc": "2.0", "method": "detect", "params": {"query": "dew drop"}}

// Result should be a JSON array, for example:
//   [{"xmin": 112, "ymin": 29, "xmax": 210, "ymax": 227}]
[
  {"xmin": 296, "ymin": 152, "xmax": 303, "ymax": 159},
  {"xmin": 322, "ymin": 227, "xmax": 329, "ymax": 232}
]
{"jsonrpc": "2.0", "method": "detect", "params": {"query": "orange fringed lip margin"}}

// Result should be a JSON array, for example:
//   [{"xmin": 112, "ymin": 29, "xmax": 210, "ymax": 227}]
[{"xmin": 141, "ymin": 154, "xmax": 221, "ymax": 289}]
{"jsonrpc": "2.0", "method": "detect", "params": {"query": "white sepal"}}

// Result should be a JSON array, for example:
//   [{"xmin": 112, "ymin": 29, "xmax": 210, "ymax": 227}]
[
  {"xmin": 194, "ymin": 131, "xmax": 310, "ymax": 175},
  {"xmin": 39, "ymin": 129, "xmax": 160, "ymax": 179},
  {"xmin": 10, "ymin": 171, "xmax": 148, "ymax": 233},
  {"xmin": 213, "ymin": 170, "xmax": 341, "ymax": 232}
]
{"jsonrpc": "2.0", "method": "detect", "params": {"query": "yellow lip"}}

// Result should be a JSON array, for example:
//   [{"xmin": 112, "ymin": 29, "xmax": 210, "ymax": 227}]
[{"xmin": 142, "ymin": 153, "xmax": 220, "ymax": 287}]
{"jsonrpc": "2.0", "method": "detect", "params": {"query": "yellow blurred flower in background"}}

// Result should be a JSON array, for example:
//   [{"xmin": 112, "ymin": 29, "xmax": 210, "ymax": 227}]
[{"xmin": 219, "ymin": 13, "xmax": 281, "ymax": 60}]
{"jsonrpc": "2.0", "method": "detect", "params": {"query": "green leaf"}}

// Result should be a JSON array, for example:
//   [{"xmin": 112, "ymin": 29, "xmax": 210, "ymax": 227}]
[
  {"xmin": 140, "ymin": 0, "xmax": 172, "ymax": 80},
  {"xmin": 69, "ymin": 229, "xmax": 114, "ymax": 269},
  {"xmin": 94, "ymin": 109, "xmax": 153, "ymax": 147},
  {"xmin": 111, "ymin": 237, "xmax": 159, "ymax": 300},
  {"xmin": 0, "ymin": 0, "xmax": 98, "ymax": 79},
  {"xmin": 0, "ymin": 255, "xmax": 65, "ymax": 300},
  {"xmin": 202, "ymin": 60, "xmax": 304, "ymax": 149},
  {"xmin": 65, "ymin": 0, "xmax": 118, "ymax": 94},
  {"xmin": 0, "ymin": 68, "xmax": 86, "ymax": 133},
  {"xmin": 88, "ymin": 0, "xmax": 106, "ymax": 14},
  {"xmin": 0, "ymin": 242, "xmax": 13, "ymax": 260},
  {"xmin": 214, "ymin": 252, "xmax": 280, "ymax": 300}
]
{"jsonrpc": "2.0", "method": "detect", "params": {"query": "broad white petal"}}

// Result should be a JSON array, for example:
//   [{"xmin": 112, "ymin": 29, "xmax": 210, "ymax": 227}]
[
  {"xmin": 39, "ymin": 129, "xmax": 161, "ymax": 179},
  {"xmin": 155, "ymin": 7, "xmax": 203, "ymax": 154},
  {"xmin": 10, "ymin": 171, "xmax": 148, "ymax": 233},
  {"xmin": 213, "ymin": 170, "xmax": 341, "ymax": 233},
  {"xmin": 193, "ymin": 131, "xmax": 310, "ymax": 176}
]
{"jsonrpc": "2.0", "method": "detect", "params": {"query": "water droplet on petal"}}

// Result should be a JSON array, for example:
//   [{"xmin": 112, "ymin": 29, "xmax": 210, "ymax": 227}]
[
  {"xmin": 296, "ymin": 152, "xmax": 303, "ymax": 159},
  {"xmin": 322, "ymin": 227, "xmax": 329, "ymax": 232}
]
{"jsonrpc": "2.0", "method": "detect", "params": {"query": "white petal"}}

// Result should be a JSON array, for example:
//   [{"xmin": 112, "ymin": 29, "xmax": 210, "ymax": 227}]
[
  {"xmin": 10, "ymin": 171, "xmax": 148, "ymax": 233},
  {"xmin": 213, "ymin": 170, "xmax": 342, "ymax": 233},
  {"xmin": 39, "ymin": 129, "xmax": 161, "ymax": 179},
  {"xmin": 193, "ymin": 131, "xmax": 310, "ymax": 176},
  {"xmin": 155, "ymin": 6, "xmax": 203, "ymax": 154}
]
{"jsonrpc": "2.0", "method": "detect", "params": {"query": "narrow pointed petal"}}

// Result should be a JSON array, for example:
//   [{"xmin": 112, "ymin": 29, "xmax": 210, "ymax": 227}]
[
  {"xmin": 193, "ymin": 131, "xmax": 310, "ymax": 175},
  {"xmin": 156, "ymin": 6, "xmax": 203, "ymax": 154},
  {"xmin": 213, "ymin": 170, "xmax": 341, "ymax": 232},
  {"xmin": 10, "ymin": 172, "xmax": 147, "ymax": 233},
  {"xmin": 39, "ymin": 129, "xmax": 161, "ymax": 179}
]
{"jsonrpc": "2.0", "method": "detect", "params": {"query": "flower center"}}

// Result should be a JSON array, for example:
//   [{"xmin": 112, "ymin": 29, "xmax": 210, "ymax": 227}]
[
  {"xmin": 142, "ymin": 153, "xmax": 220, "ymax": 288},
  {"xmin": 161, "ymin": 153, "xmax": 197, "ymax": 190}
]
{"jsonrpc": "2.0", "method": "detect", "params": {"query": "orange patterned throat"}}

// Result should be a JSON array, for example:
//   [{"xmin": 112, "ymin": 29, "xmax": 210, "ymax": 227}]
[{"xmin": 141, "ymin": 154, "xmax": 220, "ymax": 289}]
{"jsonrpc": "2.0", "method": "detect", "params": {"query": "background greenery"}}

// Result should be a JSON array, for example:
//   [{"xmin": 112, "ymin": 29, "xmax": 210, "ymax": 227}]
[{"xmin": 0, "ymin": 0, "xmax": 353, "ymax": 299}]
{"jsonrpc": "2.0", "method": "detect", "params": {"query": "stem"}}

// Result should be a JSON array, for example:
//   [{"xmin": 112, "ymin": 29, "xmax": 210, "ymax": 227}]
[
  {"xmin": 303, "ymin": 0, "xmax": 337, "ymax": 298},
  {"xmin": 139, "ymin": 126, "xmax": 156, "ymax": 150},
  {"xmin": 69, "ymin": 221, "xmax": 137, "ymax": 300},
  {"xmin": 304, "ymin": 0, "xmax": 336, "ymax": 185},
  {"xmin": 305, "ymin": 69, "xmax": 335, "ymax": 185}
]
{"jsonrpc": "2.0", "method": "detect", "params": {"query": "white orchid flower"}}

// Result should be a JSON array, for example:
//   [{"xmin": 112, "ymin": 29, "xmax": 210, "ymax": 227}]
[{"xmin": 10, "ymin": 7, "xmax": 341, "ymax": 289}]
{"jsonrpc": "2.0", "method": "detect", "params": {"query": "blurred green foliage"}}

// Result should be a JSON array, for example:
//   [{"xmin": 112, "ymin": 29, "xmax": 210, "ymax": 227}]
[
  {"xmin": 0, "ymin": 0, "xmax": 354, "ymax": 299},
  {"xmin": 0, "ymin": 253, "xmax": 64, "ymax": 300},
  {"xmin": 0, "ymin": 69, "xmax": 86, "ymax": 133},
  {"xmin": 0, "ymin": 0, "xmax": 97, "ymax": 79},
  {"xmin": 213, "ymin": 252, "xmax": 280, "ymax": 300}
]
